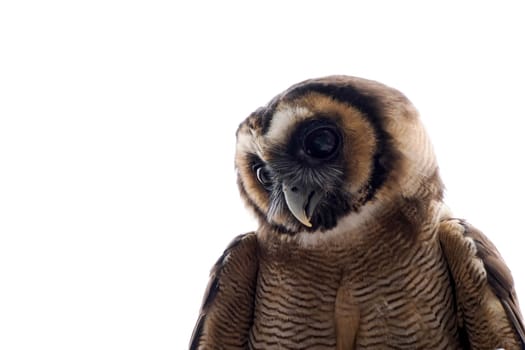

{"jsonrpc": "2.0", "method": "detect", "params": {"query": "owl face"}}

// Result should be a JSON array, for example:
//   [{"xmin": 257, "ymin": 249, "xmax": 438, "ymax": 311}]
[{"xmin": 235, "ymin": 76, "xmax": 442, "ymax": 236}]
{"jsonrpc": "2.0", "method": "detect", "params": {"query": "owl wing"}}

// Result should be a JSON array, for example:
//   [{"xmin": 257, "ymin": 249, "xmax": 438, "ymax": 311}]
[
  {"xmin": 189, "ymin": 232, "xmax": 259, "ymax": 350},
  {"xmin": 439, "ymin": 219, "xmax": 525, "ymax": 349}
]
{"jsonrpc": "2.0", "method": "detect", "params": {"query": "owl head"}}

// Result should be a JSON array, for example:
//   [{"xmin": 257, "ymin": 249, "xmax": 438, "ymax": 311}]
[{"xmin": 235, "ymin": 76, "xmax": 443, "ymax": 239}]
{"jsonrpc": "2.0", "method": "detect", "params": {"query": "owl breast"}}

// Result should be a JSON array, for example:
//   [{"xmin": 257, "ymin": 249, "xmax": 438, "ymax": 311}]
[
  {"xmin": 249, "ymin": 231, "xmax": 463, "ymax": 349},
  {"xmin": 249, "ymin": 245, "xmax": 341, "ymax": 349}
]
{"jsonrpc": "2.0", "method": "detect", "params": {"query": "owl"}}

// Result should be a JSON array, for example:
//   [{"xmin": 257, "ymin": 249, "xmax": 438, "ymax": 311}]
[{"xmin": 189, "ymin": 76, "xmax": 525, "ymax": 349}]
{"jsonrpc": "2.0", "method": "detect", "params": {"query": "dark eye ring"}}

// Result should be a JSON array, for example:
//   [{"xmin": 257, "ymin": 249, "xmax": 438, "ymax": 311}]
[
  {"xmin": 253, "ymin": 164, "xmax": 273, "ymax": 190},
  {"xmin": 303, "ymin": 126, "xmax": 340, "ymax": 159}
]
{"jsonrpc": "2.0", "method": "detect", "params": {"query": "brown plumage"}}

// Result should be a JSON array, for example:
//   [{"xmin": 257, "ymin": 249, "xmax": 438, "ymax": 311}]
[{"xmin": 190, "ymin": 76, "xmax": 524, "ymax": 349}]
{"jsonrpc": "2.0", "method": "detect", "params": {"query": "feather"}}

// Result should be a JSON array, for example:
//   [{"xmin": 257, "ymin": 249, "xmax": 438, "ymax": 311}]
[
  {"xmin": 439, "ymin": 219, "xmax": 525, "ymax": 349},
  {"xmin": 189, "ymin": 232, "xmax": 259, "ymax": 350}
]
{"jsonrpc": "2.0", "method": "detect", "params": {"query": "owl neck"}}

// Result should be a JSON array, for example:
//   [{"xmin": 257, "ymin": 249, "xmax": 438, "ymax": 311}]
[{"xmin": 257, "ymin": 197, "xmax": 447, "ymax": 250}]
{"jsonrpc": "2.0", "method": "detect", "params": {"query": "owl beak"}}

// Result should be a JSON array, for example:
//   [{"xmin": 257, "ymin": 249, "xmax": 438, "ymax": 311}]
[{"xmin": 282, "ymin": 184, "xmax": 322, "ymax": 228}]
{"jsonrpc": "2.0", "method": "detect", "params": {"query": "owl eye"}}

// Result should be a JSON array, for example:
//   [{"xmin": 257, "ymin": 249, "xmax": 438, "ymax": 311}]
[
  {"xmin": 303, "ymin": 126, "xmax": 340, "ymax": 159},
  {"xmin": 253, "ymin": 164, "xmax": 273, "ymax": 190}
]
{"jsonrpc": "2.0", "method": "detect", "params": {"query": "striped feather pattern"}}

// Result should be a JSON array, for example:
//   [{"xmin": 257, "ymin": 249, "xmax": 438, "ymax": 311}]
[
  {"xmin": 192, "ymin": 211, "xmax": 525, "ymax": 349},
  {"xmin": 190, "ymin": 233, "xmax": 259, "ymax": 350},
  {"xmin": 439, "ymin": 219, "xmax": 525, "ymax": 350},
  {"xmin": 248, "ymin": 202, "xmax": 462, "ymax": 349}
]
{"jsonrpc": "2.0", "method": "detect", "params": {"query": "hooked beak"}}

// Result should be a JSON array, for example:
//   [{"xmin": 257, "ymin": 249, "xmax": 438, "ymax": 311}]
[{"xmin": 282, "ymin": 184, "xmax": 323, "ymax": 228}]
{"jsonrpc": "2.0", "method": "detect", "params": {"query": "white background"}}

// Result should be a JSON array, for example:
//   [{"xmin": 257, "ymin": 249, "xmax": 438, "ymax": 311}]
[{"xmin": 1, "ymin": 1, "xmax": 524, "ymax": 349}]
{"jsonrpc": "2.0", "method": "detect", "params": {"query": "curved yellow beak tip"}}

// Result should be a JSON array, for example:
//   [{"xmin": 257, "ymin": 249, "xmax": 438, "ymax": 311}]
[{"xmin": 300, "ymin": 217, "xmax": 313, "ymax": 228}]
